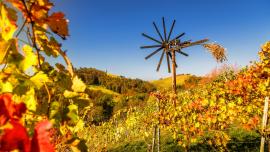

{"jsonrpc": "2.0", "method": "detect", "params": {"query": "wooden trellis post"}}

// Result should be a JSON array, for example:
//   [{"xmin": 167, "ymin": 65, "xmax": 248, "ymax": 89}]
[
  {"xmin": 152, "ymin": 95, "xmax": 161, "ymax": 152},
  {"xmin": 260, "ymin": 96, "xmax": 269, "ymax": 152}
]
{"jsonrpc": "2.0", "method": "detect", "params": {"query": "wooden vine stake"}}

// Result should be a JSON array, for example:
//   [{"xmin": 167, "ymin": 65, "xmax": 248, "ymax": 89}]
[{"xmin": 260, "ymin": 96, "xmax": 269, "ymax": 152}]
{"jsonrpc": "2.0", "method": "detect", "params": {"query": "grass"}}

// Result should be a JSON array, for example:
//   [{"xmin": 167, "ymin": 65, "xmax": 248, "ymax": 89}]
[
  {"xmin": 151, "ymin": 74, "xmax": 192, "ymax": 89},
  {"xmin": 88, "ymin": 85, "xmax": 120, "ymax": 96}
]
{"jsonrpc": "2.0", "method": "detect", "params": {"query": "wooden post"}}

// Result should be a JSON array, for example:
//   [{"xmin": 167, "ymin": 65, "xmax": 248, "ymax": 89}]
[
  {"xmin": 171, "ymin": 50, "xmax": 177, "ymax": 107},
  {"xmin": 171, "ymin": 50, "xmax": 177, "ymax": 95},
  {"xmin": 152, "ymin": 126, "xmax": 156, "ymax": 152},
  {"xmin": 157, "ymin": 97, "xmax": 161, "ymax": 152},
  {"xmin": 260, "ymin": 97, "xmax": 269, "ymax": 152},
  {"xmin": 157, "ymin": 126, "xmax": 160, "ymax": 152}
]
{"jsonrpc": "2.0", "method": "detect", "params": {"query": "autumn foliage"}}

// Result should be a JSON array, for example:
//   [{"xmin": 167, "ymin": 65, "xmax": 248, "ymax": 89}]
[
  {"xmin": 1, "ymin": 0, "xmax": 89, "ymax": 151},
  {"xmin": 0, "ymin": 93, "xmax": 54, "ymax": 152}
]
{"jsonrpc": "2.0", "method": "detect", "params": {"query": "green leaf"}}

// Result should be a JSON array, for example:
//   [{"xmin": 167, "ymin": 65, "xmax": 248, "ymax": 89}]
[
  {"xmin": 67, "ymin": 104, "xmax": 79, "ymax": 123},
  {"xmin": 22, "ymin": 88, "xmax": 37, "ymax": 111},
  {"xmin": 72, "ymin": 76, "xmax": 86, "ymax": 93},
  {"xmin": 49, "ymin": 101, "xmax": 60, "ymax": 119},
  {"xmin": 30, "ymin": 71, "xmax": 50, "ymax": 89}
]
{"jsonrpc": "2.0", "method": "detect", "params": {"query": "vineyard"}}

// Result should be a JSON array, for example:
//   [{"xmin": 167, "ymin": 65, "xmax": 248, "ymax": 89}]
[{"xmin": 0, "ymin": 0, "xmax": 270, "ymax": 152}]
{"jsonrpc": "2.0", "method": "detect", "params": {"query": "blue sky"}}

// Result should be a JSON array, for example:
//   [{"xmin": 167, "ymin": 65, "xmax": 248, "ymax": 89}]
[{"xmin": 52, "ymin": 0, "xmax": 270, "ymax": 80}]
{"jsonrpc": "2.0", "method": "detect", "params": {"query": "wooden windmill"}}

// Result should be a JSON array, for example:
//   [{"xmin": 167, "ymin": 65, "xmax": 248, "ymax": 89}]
[{"xmin": 141, "ymin": 17, "xmax": 226, "ymax": 95}]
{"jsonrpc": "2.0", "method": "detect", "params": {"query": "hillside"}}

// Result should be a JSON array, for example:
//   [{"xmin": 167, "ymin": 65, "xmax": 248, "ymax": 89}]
[
  {"xmin": 151, "ymin": 74, "xmax": 202, "ymax": 90},
  {"xmin": 75, "ymin": 67, "xmax": 156, "ymax": 125},
  {"xmin": 88, "ymin": 85, "xmax": 120, "ymax": 96},
  {"xmin": 76, "ymin": 67, "xmax": 156, "ymax": 95}
]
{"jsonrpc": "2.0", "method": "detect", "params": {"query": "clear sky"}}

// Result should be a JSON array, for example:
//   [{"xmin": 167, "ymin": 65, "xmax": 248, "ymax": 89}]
[{"xmin": 52, "ymin": 0, "xmax": 270, "ymax": 80}]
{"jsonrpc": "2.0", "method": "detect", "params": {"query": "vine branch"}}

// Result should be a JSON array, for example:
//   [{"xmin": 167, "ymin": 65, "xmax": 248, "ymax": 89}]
[{"xmin": 21, "ymin": 0, "xmax": 41, "ymax": 68}]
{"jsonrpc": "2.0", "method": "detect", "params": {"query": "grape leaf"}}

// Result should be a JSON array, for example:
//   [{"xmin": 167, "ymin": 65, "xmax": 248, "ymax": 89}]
[
  {"xmin": 21, "ymin": 88, "xmax": 37, "ymax": 112},
  {"xmin": 0, "ymin": 39, "xmax": 11, "ymax": 63},
  {"xmin": 47, "ymin": 12, "xmax": 69, "ymax": 39},
  {"xmin": 0, "ymin": 81, "xmax": 13, "ymax": 92},
  {"xmin": 30, "ymin": 71, "xmax": 50, "ymax": 89},
  {"xmin": 71, "ymin": 76, "xmax": 86, "ymax": 93},
  {"xmin": 0, "ymin": 120, "xmax": 31, "ymax": 152},
  {"xmin": 20, "ymin": 45, "xmax": 38, "ymax": 71},
  {"xmin": 31, "ymin": 120, "xmax": 54, "ymax": 152},
  {"xmin": 64, "ymin": 90, "xmax": 79, "ymax": 98},
  {"xmin": 0, "ymin": 93, "xmax": 26, "ymax": 125},
  {"xmin": 67, "ymin": 104, "xmax": 79, "ymax": 123},
  {"xmin": 0, "ymin": 2, "xmax": 17, "ymax": 41}
]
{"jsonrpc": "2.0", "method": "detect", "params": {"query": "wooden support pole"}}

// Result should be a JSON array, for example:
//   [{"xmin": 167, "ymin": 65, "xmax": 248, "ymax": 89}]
[
  {"xmin": 260, "ymin": 97, "xmax": 269, "ymax": 152},
  {"xmin": 157, "ymin": 97, "xmax": 161, "ymax": 152},
  {"xmin": 171, "ymin": 50, "xmax": 177, "ymax": 95},
  {"xmin": 157, "ymin": 126, "xmax": 160, "ymax": 152},
  {"xmin": 152, "ymin": 126, "xmax": 157, "ymax": 152},
  {"xmin": 171, "ymin": 50, "xmax": 177, "ymax": 107}
]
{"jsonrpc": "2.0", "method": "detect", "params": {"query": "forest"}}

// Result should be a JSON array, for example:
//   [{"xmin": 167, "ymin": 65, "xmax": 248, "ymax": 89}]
[{"xmin": 0, "ymin": 0, "xmax": 269, "ymax": 152}]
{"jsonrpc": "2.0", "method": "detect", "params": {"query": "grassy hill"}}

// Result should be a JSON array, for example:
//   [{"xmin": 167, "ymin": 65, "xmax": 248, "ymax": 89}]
[
  {"xmin": 76, "ymin": 67, "xmax": 156, "ymax": 95},
  {"xmin": 151, "ymin": 74, "xmax": 194, "ymax": 89},
  {"xmin": 88, "ymin": 85, "xmax": 120, "ymax": 96}
]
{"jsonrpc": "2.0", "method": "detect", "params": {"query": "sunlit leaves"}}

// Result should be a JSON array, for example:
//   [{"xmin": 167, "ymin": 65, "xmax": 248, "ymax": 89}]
[
  {"xmin": 72, "ymin": 76, "xmax": 86, "ymax": 93},
  {"xmin": 47, "ymin": 12, "xmax": 69, "ymax": 39},
  {"xmin": 31, "ymin": 120, "xmax": 54, "ymax": 152},
  {"xmin": 30, "ymin": 71, "xmax": 49, "ymax": 89},
  {"xmin": 67, "ymin": 104, "xmax": 79, "ymax": 123},
  {"xmin": 0, "ymin": 2, "xmax": 18, "ymax": 63},
  {"xmin": 0, "ymin": 2, "xmax": 17, "ymax": 41},
  {"xmin": 1, "ymin": 0, "xmax": 87, "ymax": 150},
  {"xmin": 0, "ymin": 120, "xmax": 31, "ymax": 152},
  {"xmin": 0, "ymin": 81, "xmax": 13, "ymax": 92},
  {"xmin": 0, "ymin": 94, "xmax": 55, "ymax": 152},
  {"xmin": 0, "ymin": 93, "xmax": 26, "ymax": 125},
  {"xmin": 20, "ymin": 45, "xmax": 38, "ymax": 71},
  {"xmin": 64, "ymin": 90, "xmax": 79, "ymax": 98},
  {"xmin": 30, "ymin": 0, "xmax": 53, "ymax": 22},
  {"xmin": 0, "ymin": 39, "xmax": 11, "ymax": 63},
  {"xmin": 21, "ymin": 88, "xmax": 37, "ymax": 111}
]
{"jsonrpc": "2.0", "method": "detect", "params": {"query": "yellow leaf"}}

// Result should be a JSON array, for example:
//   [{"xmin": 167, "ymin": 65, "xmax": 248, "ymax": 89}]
[
  {"xmin": 20, "ymin": 45, "xmax": 38, "ymax": 71},
  {"xmin": 0, "ymin": 3, "xmax": 17, "ymax": 41},
  {"xmin": 21, "ymin": 88, "xmax": 37, "ymax": 111},
  {"xmin": 64, "ymin": 90, "xmax": 79, "ymax": 98},
  {"xmin": 72, "ymin": 76, "xmax": 86, "ymax": 92},
  {"xmin": 73, "ymin": 119, "xmax": 84, "ymax": 133},
  {"xmin": 0, "ymin": 81, "xmax": 13, "ymax": 92},
  {"xmin": 30, "ymin": 71, "xmax": 49, "ymax": 89},
  {"xmin": 195, "ymin": 122, "xmax": 200, "ymax": 128},
  {"xmin": 0, "ymin": 39, "xmax": 11, "ymax": 63}
]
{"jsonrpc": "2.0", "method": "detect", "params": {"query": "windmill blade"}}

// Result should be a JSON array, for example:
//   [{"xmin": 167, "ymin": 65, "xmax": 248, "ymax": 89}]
[
  {"xmin": 162, "ymin": 17, "xmax": 167, "ymax": 42},
  {"xmin": 167, "ymin": 20, "xmax": 176, "ymax": 42},
  {"xmin": 156, "ymin": 50, "xmax": 165, "ymax": 71},
  {"xmin": 176, "ymin": 50, "xmax": 189, "ymax": 56},
  {"xmin": 142, "ymin": 33, "xmax": 162, "ymax": 44},
  {"xmin": 180, "ymin": 40, "xmax": 191, "ymax": 45},
  {"xmin": 145, "ymin": 47, "xmax": 163, "ymax": 60},
  {"xmin": 182, "ymin": 38, "xmax": 209, "ymax": 48},
  {"xmin": 166, "ymin": 52, "xmax": 171, "ymax": 73},
  {"xmin": 172, "ymin": 32, "xmax": 185, "ymax": 41},
  {"xmin": 140, "ymin": 45, "xmax": 162, "ymax": 49},
  {"xmin": 153, "ymin": 22, "xmax": 164, "ymax": 42}
]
